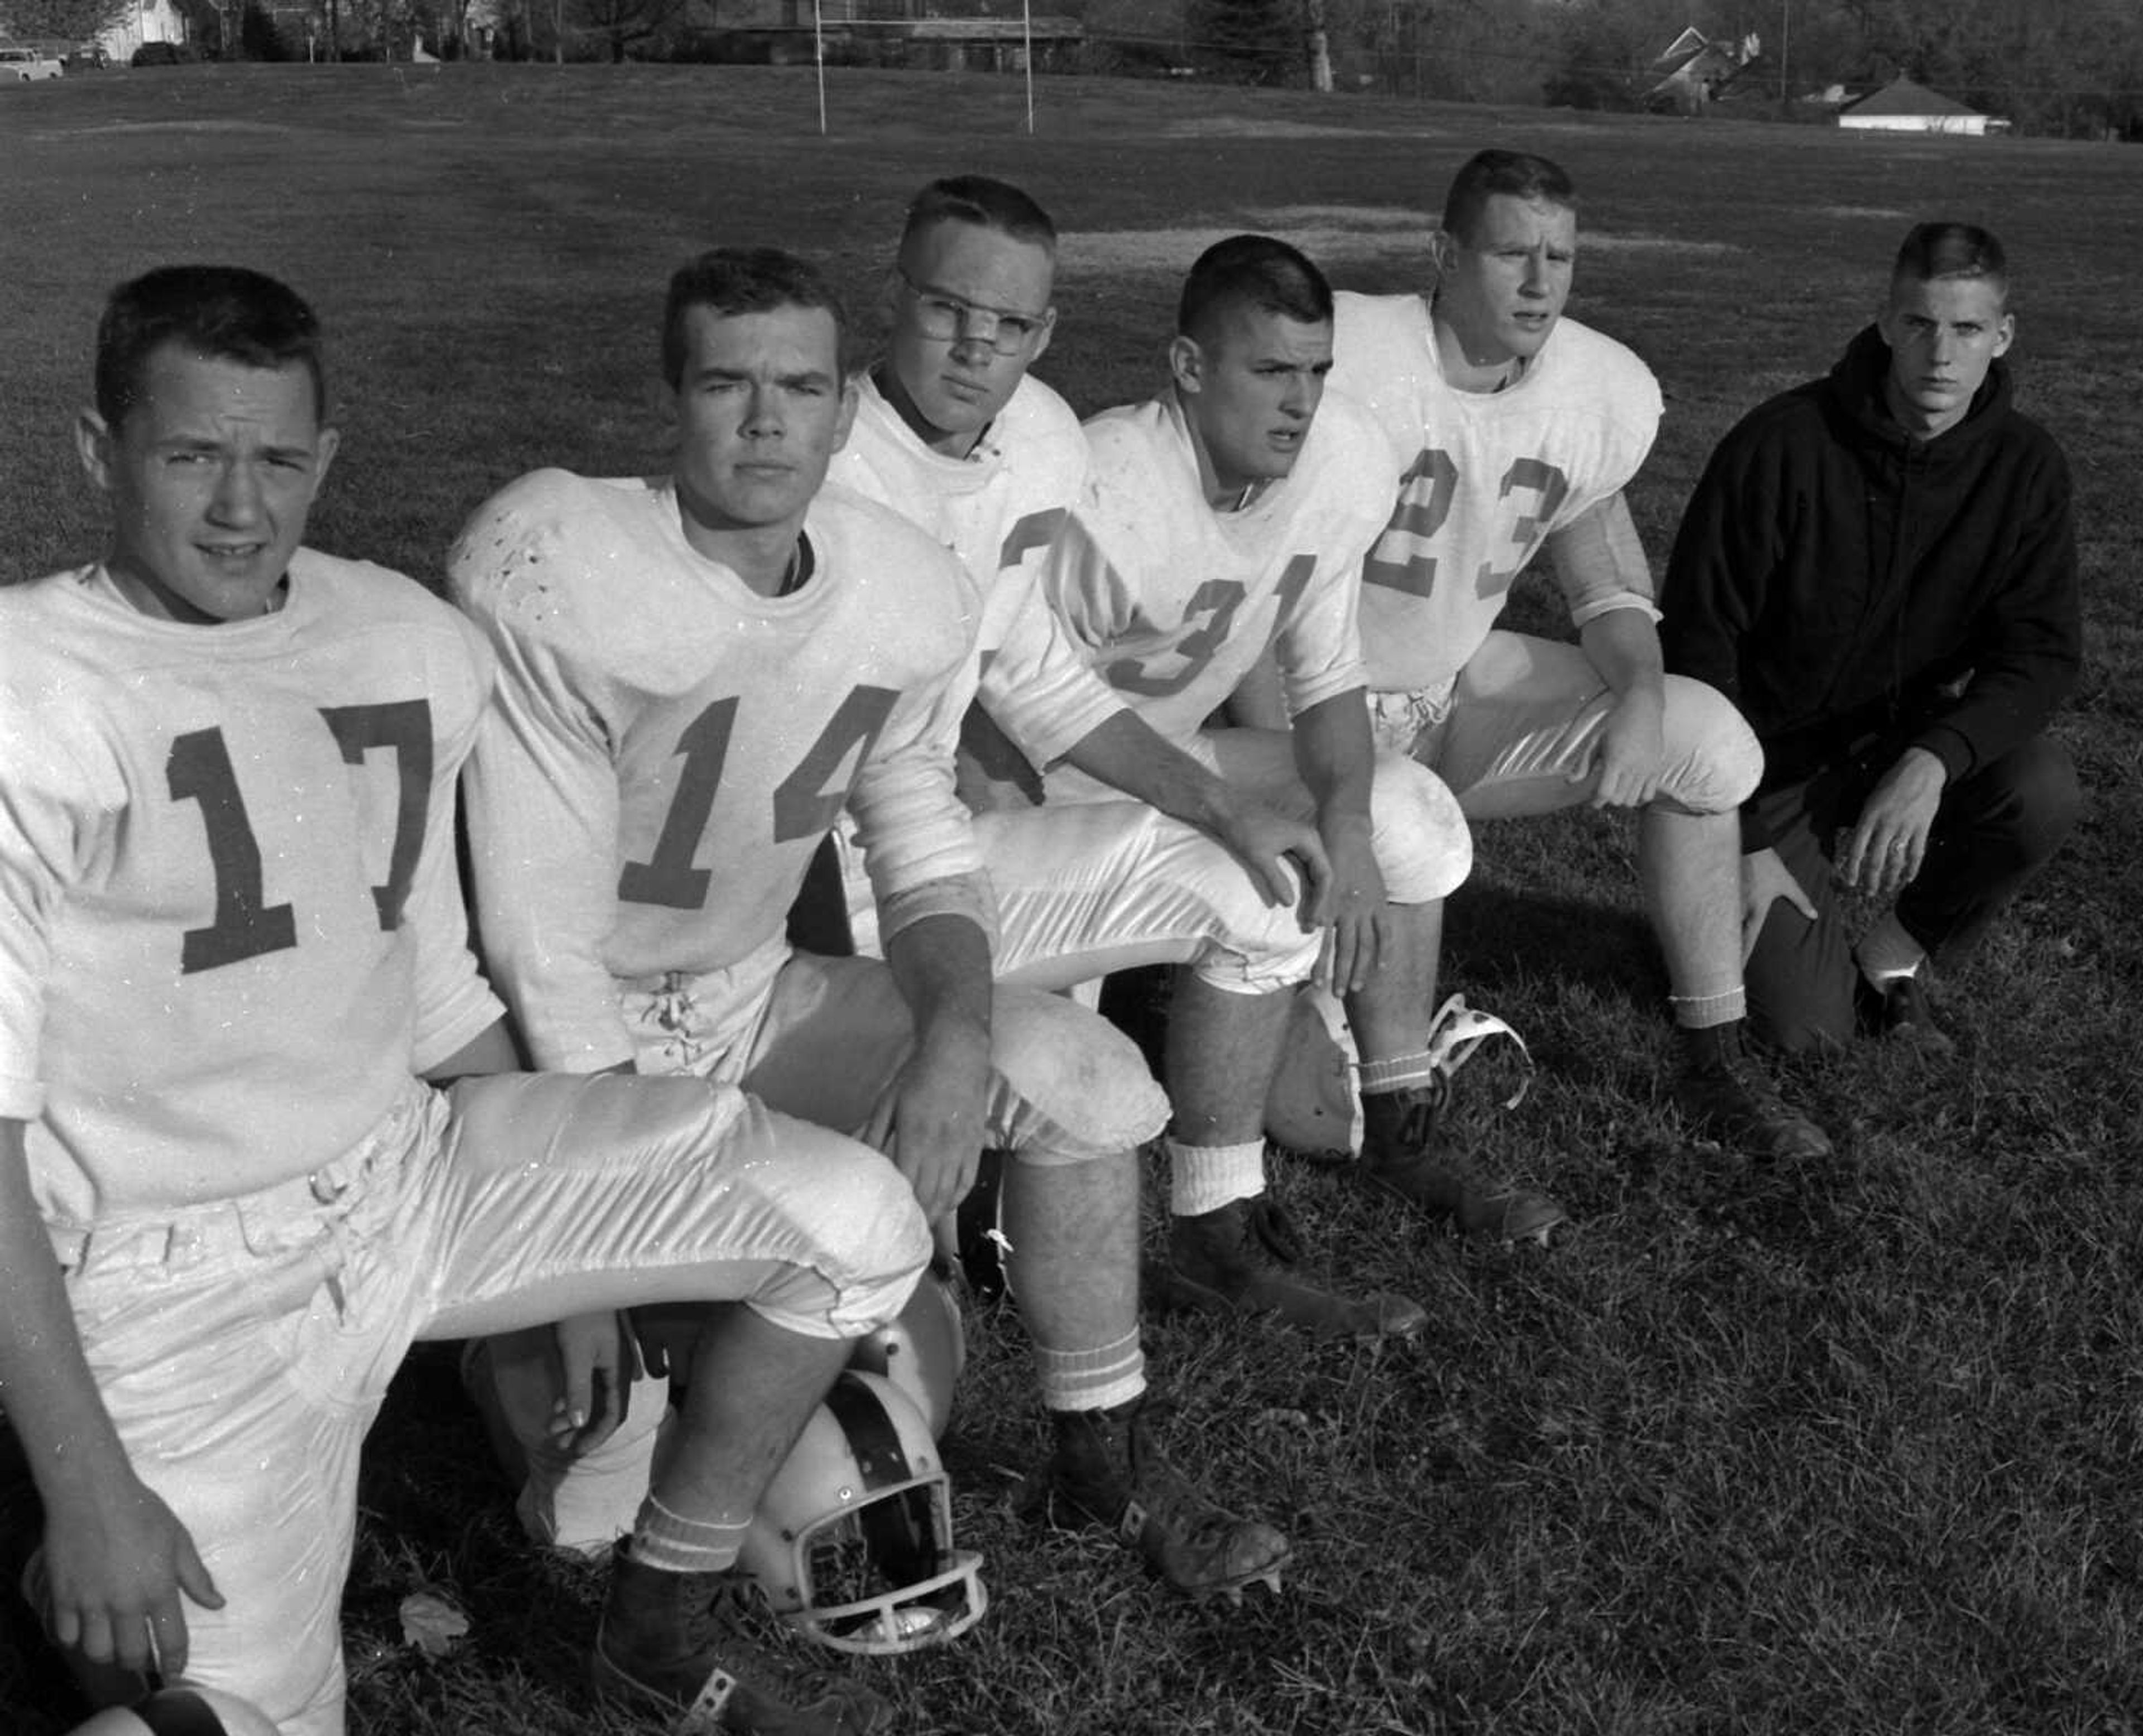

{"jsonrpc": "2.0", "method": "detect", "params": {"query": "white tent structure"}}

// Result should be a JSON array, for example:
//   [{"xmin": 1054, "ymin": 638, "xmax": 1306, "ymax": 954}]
[{"xmin": 1838, "ymin": 76, "xmax": 1994, "ymax": 135}]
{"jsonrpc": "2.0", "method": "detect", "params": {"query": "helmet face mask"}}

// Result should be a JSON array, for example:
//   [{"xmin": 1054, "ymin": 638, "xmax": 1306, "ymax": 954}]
[{"xmin": 742, "ymin": 1369, "xmax": 987, "ymax": 1655}]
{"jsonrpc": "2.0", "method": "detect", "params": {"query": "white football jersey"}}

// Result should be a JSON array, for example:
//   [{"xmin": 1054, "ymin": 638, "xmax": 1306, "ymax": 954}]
[
  {"xmin": 1041, "ymin": 389, "xmax": 1390, "ymax": 768},
  {"xmin": 0, "ymin": 558, "xmax": 502, "ymax": 1220},
  {"xmin": 831, "ymin": 371, "xmax": 1119, "ymax": 770},
  {"xmin": 450, "ymin": 469, "xmax": 984, "ymax": 1073},
  {"xmin": 1329, "ymin": 292, "xmax": 1664, "ymax": 700}
]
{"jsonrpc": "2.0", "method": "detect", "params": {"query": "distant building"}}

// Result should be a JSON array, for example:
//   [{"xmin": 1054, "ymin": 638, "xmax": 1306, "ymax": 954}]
[
  {"xmin": 107, "ymin": 0, "xmax": 192, "ymax": 59},
  {"xmin": 887, "ymin": 11, "xmax": 1082, "ymax": 74},
  {"xmin": 1645, "ymin": 24, "xmax": 1761, "ymax": 116},
  {"xmin": 679, "ymin": 0, "xmax": 1082, "ymax": 72},
  {"xmin": 0, "ymin": 0, "xmax": 189, "ymax": 57},
  {"xmin": 1838, "ymin": 75, "xmax": 1995, "ymax": 135}
]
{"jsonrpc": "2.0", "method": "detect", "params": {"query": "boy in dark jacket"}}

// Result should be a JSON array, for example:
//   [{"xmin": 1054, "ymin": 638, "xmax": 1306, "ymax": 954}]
[{"xmin": 1660, "ymin": 222, "xmax": 2082, "ymax": 1056}]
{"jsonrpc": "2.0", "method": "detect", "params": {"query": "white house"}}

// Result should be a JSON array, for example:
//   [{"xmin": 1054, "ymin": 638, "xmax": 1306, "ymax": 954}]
[
  {"xmin": 1838, "ymin": 75, "xmax": 1993, "ymax": 135},
  {"xmin": 97, "ymin": 0, "xmax": 191, "ymax": 60},
  {"xmin": 1646, "ymin": 25, "xmax": 1762, "ymax": 116}
]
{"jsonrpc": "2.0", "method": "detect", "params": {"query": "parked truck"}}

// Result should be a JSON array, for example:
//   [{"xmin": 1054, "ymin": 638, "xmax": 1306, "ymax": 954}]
[{"xmin": 1, "ymin": 44, "xmax": 66, "ymax": 79}]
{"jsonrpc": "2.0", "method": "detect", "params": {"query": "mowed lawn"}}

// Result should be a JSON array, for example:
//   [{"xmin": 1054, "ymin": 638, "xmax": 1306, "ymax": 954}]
[{"xmin": 3, "ymin": 62, "xmax": 2141, "ymax": 1736}]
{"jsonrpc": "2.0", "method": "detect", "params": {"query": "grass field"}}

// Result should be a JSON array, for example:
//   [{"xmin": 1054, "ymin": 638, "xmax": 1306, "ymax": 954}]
[{"xmin": 3, "ymin": 61, "xmax": 2140, "ymax": 1736}]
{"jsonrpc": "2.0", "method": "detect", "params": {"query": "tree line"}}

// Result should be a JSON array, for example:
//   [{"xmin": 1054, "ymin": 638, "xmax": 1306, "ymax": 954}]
[
  {"xmin": 1099, "ymin": 0, "xmax": 2143, "ymax": 137},
  {"xmin": 14, "ymin": 0, "xmax": 2139, "ymax": 137}
]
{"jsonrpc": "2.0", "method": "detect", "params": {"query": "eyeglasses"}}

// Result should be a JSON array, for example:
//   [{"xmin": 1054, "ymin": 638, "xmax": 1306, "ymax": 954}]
[{"xmin": 896, "ymin": 270, "xmax": 1050, "ymax": 356}]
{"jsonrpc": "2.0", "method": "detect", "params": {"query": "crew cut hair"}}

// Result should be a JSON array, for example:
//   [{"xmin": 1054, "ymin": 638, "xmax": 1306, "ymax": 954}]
[
  {"xmin": 900, "ymin": 175, "xmax": 1058, "ymax": 254},
  {"xmin": 662, "ymin": 246, "xmax": 853, "ymax": 388},
  {"xmin": 95, "ymin": 265, "xmax": 326, "ymax": 430},
  {"xmin": 1441, "ymin": 148, "xmax": 1578, "ymax": 243},
  {"xmin": 1891, "ymin": 220, "xmax": 2009, "ymax": 306},
  {"xmin": 1176, "ymin": 234, "xmax": 1332, "ymax": 344}
]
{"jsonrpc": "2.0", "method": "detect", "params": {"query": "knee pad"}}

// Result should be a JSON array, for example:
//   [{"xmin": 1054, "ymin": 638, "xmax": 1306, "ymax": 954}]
[
  {"xmin": 984, "ymin": 988, "xmax": 1170, "ymax": 1160},
  {"xmin": 1370, "ymin": 752, "xmax": 1473, "ymax": 903},
  {"xmin": 794, "ymin": 1136, "xmax": 938, "ymax": 1310},
  {"xmin": 1181, "ymin": 878, "xmax": 1324, "ymax": 993},
  {"xmin": 1659, "ymin": 678, "xmax": 1764, "ymax": 813}
]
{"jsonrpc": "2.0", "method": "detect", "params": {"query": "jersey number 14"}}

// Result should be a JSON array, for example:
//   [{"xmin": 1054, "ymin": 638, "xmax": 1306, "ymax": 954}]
[{"xmin": 619, "ymin": 686, "xmax": 898, "ymax": 910}]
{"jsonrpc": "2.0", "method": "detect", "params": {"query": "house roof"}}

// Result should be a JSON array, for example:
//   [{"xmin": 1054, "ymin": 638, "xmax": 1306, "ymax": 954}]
[
  {"xmin": 1652, "ymin": 25, "xmax": 1708, "ymax": 70},
  {"xmin": 1842, "ymin": 75, "xmax": 1981, "ymax": 118}
]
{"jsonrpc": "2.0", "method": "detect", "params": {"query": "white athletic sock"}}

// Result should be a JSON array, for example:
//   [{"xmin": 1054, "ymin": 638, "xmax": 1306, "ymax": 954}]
[
  {"xmin": 1166, "ymin": 1137, "xmax": 1265, "ymax": 1216},
  {"xmin": 1667, "ymin": 985, "xmax": 1746, "ymax": 1031},
  {"xmin": 1034, "ymin": 1329, "xmax": 1145, "ymax": 1415},
  {"xmin": 1856, "ymin": 910, "xmax": 1926, "ymax": 986},
  {"xmin": 1357, "ymin": 1048, "xmax": 1440, "ymax": 1094},
  {"xmin": 630, "ymin": 1493, "xmax": 748, "ymax": 1575}
]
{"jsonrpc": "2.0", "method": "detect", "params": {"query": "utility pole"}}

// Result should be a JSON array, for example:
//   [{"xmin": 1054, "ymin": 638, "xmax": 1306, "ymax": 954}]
[{"xmin": 1779, "ymin": 0, "xmax": 1790, "ymax": 107}]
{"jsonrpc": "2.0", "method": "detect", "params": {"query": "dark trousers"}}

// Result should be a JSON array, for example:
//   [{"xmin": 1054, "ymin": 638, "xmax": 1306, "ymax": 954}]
[{"xmin": 1744, "ymin": 734, "xmax": 2081, "ymax": 1053}]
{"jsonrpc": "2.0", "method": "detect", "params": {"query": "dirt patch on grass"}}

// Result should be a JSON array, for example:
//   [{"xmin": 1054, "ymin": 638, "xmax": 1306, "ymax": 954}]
[
  {"xmin": 1066, "ymin": 209, "xmax": 1428, "ymax": 276},
  {"xmin": 1165, "ymin": 116, "xmax": 1449, "ymax": 141},
  {"xmin": 1584, "ymin": 230, "xmax": 1743, "ymax": 253},
  {"xmin": 1816, "ymin": 204, "xmax": 1913, "ymax": 220},
  {"xmin": 1065, "ymin": 215, "xmax": 1739, "ymax": 276},
  {"xmin": 1249, "ymin": 203, "xmax": 1426, "ymax": 230},
  {"xmin": 76, "ymin": 119, "xmax": 294, "ymax": 136},
  {"xmin": 1068, "ymin": 224, "xmax": 1420, "ymax": 272}
]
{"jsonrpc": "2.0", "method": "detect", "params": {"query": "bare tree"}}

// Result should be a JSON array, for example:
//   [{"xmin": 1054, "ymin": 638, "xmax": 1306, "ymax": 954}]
[
  {"xmin": 572, "ymin": 0, "xmax": 679, "ymax": 61},
  {"xmin": 4, "ymin": 0, "xmax": 132, "ymax": 44}
]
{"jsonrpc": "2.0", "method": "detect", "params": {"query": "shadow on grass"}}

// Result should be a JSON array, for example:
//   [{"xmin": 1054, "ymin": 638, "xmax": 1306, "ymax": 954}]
[
  {"xmin": 1442, "ymin": 879, "xmax": 1660, "ymax": 1007},
  {"xmin": 342, "ymin": 1344, "xmax": 624, "ymax": 1726}
]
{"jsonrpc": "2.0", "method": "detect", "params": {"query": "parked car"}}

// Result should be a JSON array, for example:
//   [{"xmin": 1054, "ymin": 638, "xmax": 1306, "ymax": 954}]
[
  {"xmin": 129, "ymin": 41, "xmax": 193, "ymax": 67},
  {"xmin": 0, "ymin": 45, "xmax": 65, "ymax": 80},
  {"xmin": 68, "ymin": 41, "xmax": 109, "ymax": 70}
]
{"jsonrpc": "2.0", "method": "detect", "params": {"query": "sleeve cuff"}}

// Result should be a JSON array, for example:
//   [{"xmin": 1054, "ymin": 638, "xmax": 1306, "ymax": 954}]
[
  {"xmin": 411, "ymin": 987, "xmax": 510, "ymax": 1076},
  {"xmin": 1016, "ymin": 691, "xmax": 1129, "ymax": 771},
  {"xmin": 1282, "ymin": 671, "xmax": 1368, "ymax": 721},
  {"xmin": 1910, "ymin": 724, "xmax": 1973, "ymax": 785},
  {"xmin": 878, "ymin": 872, "xmax": 999, "ymax": 956},
  {"xmin": 1568, "ymin": 595, "xmax": 1663, "ymax": 631}
]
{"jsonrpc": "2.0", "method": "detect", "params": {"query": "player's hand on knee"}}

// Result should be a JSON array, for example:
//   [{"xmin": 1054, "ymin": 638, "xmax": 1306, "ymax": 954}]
[
  {"xmin": 1215, "ymin": 798, "xmax": 1327, "ymax": 912},
  {"xmin": 42, "ymin": 1477, "xmax": 222, "ymax": 1676},
  {"xmin": 549, "ymin": 1309, "xmax": 640, "ymax": 1454},
  {"xmin": 1320, "ymin": 905, "xmax": 1387, "ymax": 996},
  {"xmin": 1579, "ymin": 689, "xmax": 1667, "ymax": 809},
  {"xmin": 1315, "ymin": 825, "xmax": 1388, "ymax": 994},
  {"xmin": 1838, "ymin": 748, "xmax": 1945, "ymax": 898},
  {"xmin": 1286, "ymin": 829, "xmax": 1334, "ymax": 930},
  {"xmin": 1740, "ymin": 847, "xmax": 1818, "ymax": 965},
  {"xmin": 867, "ymin": 1015, "xmax": 989, "ymax": 1221}
]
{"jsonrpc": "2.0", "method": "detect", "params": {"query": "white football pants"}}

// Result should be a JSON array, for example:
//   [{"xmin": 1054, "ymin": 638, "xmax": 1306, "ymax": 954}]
[{"xmin": 53, "ymin": 1072, "xmax": 928, "ymax": 1736}]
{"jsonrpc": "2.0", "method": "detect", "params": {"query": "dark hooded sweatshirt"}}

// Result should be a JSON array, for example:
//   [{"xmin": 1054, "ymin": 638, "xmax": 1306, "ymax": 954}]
[{"xmin": 1660, "ymin": 324, "xmax": 2081, "ymax": 851}]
